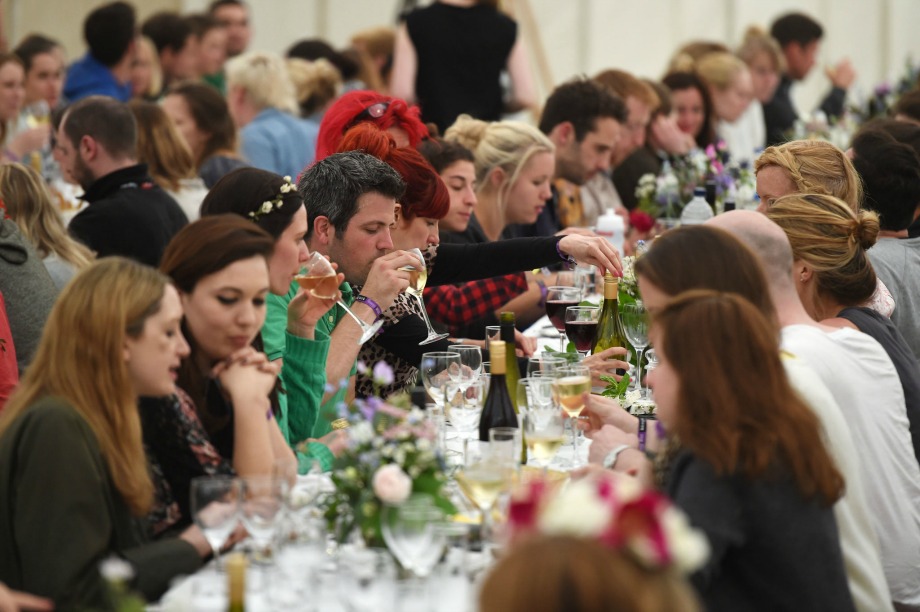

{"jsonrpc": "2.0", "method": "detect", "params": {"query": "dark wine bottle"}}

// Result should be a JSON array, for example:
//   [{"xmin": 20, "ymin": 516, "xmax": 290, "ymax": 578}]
[
  {"xmin": 592, "ymin": 272, "xmax": 630, "ymax": 375},
  {"xmin": 478, "ymin": 340, "xmax": 518, "ymax": 442}
]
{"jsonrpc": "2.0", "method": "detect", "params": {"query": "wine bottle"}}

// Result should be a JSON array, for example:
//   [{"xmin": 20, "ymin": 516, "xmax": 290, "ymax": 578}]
[
  {"xmin": 479, "ymin": 340, "xmax": 518, "ymax": 442},
  {"xmin": 499, "ymin": 312, "xmax": 521, "ymax": 411},
  {"xmin": 226, "ymin": 552, "xmax": 247, "ymax": 612},
  {"xmin": 499, "ymin": 312, "xmax": 526, "ymax": 463},
  {"xmin": 592, "ymin": 272, "xmax": 630, "ymax": 375}
]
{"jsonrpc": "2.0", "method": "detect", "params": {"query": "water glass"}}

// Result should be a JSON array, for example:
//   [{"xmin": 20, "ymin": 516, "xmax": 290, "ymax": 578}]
[
  {"xmin": 337, "ymin": 547, "xmax": 397, "ymax": 611},
  {"xmin": 488, "ymin": 426, "xmax": 522, "ymax": 468},
  {"xmin": 239, "ymin": 476, "xmax": 285, "ymax": 563},
  {"xmin": 483, "ymin": 326, "xmax": 501, "ymax": 353},
  {"xmin": 419, "ymin": 351, "xmax": 462, "ymax": 408},
  {"xmin": 526, "ymin": 355, "xmax": 567, "ymax": 378},
  {"xmin": 190, "ymin": 475, "xmax": 242, "ymax": 570}
]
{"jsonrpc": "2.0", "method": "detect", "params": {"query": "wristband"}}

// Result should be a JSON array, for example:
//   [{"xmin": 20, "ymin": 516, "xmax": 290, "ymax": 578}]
[
  {"xmin": 602, "ymin": 444, "xmax": 632, "ymax": 470},
  {"xmin": 555, "ymin": 240, "xmax": 576, "ymax": 265},
  {"xmin": 536, "ymin": 279, "xmax": 548, "ymax": 308},
  {"xmin": 266, "ymin": 408, "xmax": 274, "ymax": 421},
  {"xmin": 637, "ymin": 414, "xmax": 657, "ymax": 452},
  {"xmin": 353, "ymin": 294, "xmax": 383, "ymax": 321}
]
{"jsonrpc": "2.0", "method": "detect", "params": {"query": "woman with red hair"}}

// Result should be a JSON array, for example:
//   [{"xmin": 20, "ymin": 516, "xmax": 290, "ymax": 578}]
[
  {"xmin": 336, "ymin": 123, "xmax": 623, "ymax": 396},
  {"xmin": 314, "ymin": 90, "xmax": 429, "ymax": 161}
]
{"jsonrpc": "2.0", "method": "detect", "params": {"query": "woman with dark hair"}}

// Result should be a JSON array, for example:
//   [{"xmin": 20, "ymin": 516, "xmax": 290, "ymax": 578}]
[
  {"xmin": 199, "ymin": 168, "xmax": 346, "ymax": 467},
  {"xmin": 661, "ymin": 71, "xmax": 716, "ymax": 150},
  {"xmin": 148, "ymin": 217, "xmax": 297, "ymax": 532},
  {"xmin": 648, "ymin": 290, "xmax": 853, "ymax": 610},
  {"xmin": 416, "ymin": 136, "xmax": 476, "ymax": 234},
  {"xmin": 314, "ymin": 89, "xmax": 429, "ymax": 160},
  {"xmin": 0, "ymin": 258, "xmax": 210, "ymax": 607},
  {"xmin": 162, "ymin": 81, "xmax": 248, "ymax": 188}
]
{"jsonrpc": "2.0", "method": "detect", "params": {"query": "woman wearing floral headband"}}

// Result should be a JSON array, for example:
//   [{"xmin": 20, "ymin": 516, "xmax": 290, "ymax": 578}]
[{"xmin": 199, "ymin": 168, "xmax": 348, "ymax": 471}]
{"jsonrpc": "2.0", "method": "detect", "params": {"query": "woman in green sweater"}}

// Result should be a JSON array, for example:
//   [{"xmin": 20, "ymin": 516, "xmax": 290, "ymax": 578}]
[{"xmin": 0, "ymin": 258, "xmax": 211, "ymax": 608}]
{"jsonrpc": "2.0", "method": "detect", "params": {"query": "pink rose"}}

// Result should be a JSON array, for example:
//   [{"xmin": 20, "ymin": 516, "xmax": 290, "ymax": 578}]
[{"xmin": 372, "ymin": 464, "xmax": 412, "ymax": 505}]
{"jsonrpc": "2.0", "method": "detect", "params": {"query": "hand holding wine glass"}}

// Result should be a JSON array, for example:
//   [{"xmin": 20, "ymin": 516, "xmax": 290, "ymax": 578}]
[
  {"xmin": 402, "ymin": 247, "xmax": 448, "ymax": 345},
  {"xmin": 287, "ymin": 264, "xmax": 344, "ymax": 339}
]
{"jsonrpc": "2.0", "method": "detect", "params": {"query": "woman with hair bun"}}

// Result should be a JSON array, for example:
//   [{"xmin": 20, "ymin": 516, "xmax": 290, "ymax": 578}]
[{"xmin": 767, "ymin": 193, "xmax": 920, "ymax": 464}]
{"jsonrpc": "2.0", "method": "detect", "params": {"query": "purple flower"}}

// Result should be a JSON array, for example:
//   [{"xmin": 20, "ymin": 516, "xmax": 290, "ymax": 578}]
[{"xmin": 372, "ymin": 361, "xmax": 395, "ymax": 386}]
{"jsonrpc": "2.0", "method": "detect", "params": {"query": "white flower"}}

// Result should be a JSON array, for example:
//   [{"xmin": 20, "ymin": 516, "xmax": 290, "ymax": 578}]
[
  {"xmin": 350, "ymin": 421, "xmax": 374, "ymax": 445},
  {"xmin": 538, "ymin": 479, "xmax": 610, "ymax": 538},
  {"xmin": 260, "ymin": 201, "xmax": 273, "ymax": 214},
  {"xmin": 660, "ymin": 507, "xmax": 710, "ymax": 572},
  {"xmin": 99, "ymin": 556, "xmax": 135, "ymax": 582},
  {"xmin": 372, "ymin": 464, "xmax": 412, "ymax": 505}
]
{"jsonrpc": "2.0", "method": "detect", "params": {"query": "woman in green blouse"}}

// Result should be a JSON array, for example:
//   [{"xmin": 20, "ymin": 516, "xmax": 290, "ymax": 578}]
[{"xmin": 0, "ymin": 258, "xmax": 211, "ymax": 608}]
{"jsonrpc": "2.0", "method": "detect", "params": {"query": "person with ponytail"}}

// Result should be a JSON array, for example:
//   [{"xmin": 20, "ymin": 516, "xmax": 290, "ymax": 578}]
[{"xmin": 767, "ymin": 193, "xmax": 920, "ymax": 464}]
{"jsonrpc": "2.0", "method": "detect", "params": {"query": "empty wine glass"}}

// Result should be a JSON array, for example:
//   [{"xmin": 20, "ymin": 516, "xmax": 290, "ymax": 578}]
[
  {"xmin": 190, "ymin": 476, "xmax": 242, "ymax": 571},
  {"xmin": 447, "ymin": 344, "xmax": 482, "ymax": 391},
  {"xmin": 620, "ymin": 302, "xmax": 650, "ymax": 397},
  {"xmin": 239, "ymin": 476, "xmax": 286, "ymax": 570},
  {"xmin": 545, "ymin": 286, "xmax": 583, "ymax": 351},
  {"xmin": 296, "ymin": 251, "xmax": 382, "ymax": 344},
  {"xmin": 420, "ymin": 351, "xmax": 461, "ymax": 409},
  {"xmin": 517, "ymin": 377, "xmax": 555, "ymax": 415},
  {"xmin": 401, "ymin": 247, "xmax": 448, "ymax": 345},
  {"xmin": 526, "ymin": 355, "xmax": 567, "ymax": 378}
]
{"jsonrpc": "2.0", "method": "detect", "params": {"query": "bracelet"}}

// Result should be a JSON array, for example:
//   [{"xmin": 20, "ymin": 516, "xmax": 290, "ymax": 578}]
[
  {"xmin": 602, "ymin": 444, "xmax": 632, "ymax": 470},
  {"xmin": 266, "ymin": 408, "xmax": 274, "ymax": 421},
  {"xmin": 555, "ymin": 240, "xmax": 576, "ymax": 265},
  {"xmin": 536, "ymin": 279, "xmax": 548, "ymax": 308},
  {"xmin": 353, "ymin": 294, "xmax": 383, "ymax": 321},
  {"xmin": 637, "ymin": 414, "xmax": 657, "ymax": 452}
]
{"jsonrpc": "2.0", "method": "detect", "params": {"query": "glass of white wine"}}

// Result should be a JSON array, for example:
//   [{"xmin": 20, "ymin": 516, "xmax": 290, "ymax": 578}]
[
  {"xmin": 454, "ymin": 453, "xmax": 511, "ymax": 541},
  {"xmin": 401, "ymin": 247, "xmax": 448, "ymax": 345},
  {"xmin": 295, "ymin": 251, "xmax": 382, "ymax": 344},
  {"xmin": 551, "ymin": 364, "xmax": 592, "ymax": 468},
  {"xmin": 522, "ymin": 411, "xmax": 566, "ymax": 469}
]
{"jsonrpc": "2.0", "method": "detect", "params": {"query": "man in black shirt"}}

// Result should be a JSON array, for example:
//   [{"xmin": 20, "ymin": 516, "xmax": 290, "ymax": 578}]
[
  {"xmin": 763, "ymin": 12, "xmax": 856, "ymax": 146},
  {"xmin": 57, "ymin": 96, "xmax": 187, "ymax": 267}
]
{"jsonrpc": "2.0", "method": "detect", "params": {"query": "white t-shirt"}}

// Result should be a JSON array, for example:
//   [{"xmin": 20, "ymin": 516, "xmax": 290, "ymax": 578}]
[
  {"xmin": 782, "ymin": 354, "xmax": 893, "ymax": 611},
  {"xmin": 782, "ymin": 324, "xmax": 920, "ymax": 607}
]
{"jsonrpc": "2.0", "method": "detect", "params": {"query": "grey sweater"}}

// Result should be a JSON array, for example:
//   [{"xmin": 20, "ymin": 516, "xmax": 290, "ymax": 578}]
[{"xmin": 0, "ymin": 220, "xmax": 57, "ymax": 372}]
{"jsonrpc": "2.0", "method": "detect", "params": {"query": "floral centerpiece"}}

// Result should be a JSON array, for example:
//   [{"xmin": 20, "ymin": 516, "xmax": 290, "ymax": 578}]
[
  {"xmin": 506, "ymin": 472, "xmax": 708, "ymax": 572},
  {"xmin": 320, "ymin": 362, "xmax": 455, "ymax": 547}
]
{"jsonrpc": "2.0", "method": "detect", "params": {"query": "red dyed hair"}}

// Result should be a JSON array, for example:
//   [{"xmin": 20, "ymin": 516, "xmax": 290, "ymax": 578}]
[
  {"xmin": 315, "ymin": 90, "xmax": 429, "ymax": 161},
  {"xmin": 337, "ymin": 123, "xmax": 449, "ymax": 220}
]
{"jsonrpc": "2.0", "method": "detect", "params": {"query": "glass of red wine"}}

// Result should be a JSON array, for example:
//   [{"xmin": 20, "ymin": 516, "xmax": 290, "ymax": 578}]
[
  {"xmin": 564, "ymin": 306, "xmax": 600, "ymax": 357},
  {"xmin": 545, "ymin": 286, "xmax": 583, "ymax": 351}
]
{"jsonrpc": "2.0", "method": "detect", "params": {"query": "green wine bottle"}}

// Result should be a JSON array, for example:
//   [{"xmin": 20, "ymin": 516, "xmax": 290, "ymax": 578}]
[
  {"xmin": 592, "ymin": 273, "xmax": 630, "ymax": 375},
  {"xmin": 478, "ymin": 340, "xmax": 518, "ymax": 441},
  {"xmin": 499, "ymin": 312, "xmax": 527, "ymax": 463}
]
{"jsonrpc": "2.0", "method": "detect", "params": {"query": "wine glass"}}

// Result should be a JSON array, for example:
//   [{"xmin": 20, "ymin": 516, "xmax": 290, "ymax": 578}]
[
  {"xmin": 564, "ymin": 306, "xmax": 600, "ymax": 357},
  {"xmin": 447, "ymin": 344, "xmax": 482, "ymax": 391},
  {"xmin": 545, "ymin": 286, "xmax": 583, "ymax": 351},
  {"xmin": 454, "ymin": 453, "xmax": 511, "ymax": 542},
  {"xmin": 401, "ymin": 248, "xmax": 448, "ymax": 345},
  {"xmin": 419, "ymin": 351, "xmax": 461, "ymax": 409},
  {"xmin": 517, "ymin": 377, "xmax": 555, "ymax": 415},
  {"xmin": 337, "ymin": 547, "xmax": 397, "ymax": 611},
  {"xmin": 526, "ymin": 356, "xmax": 567, "ymax": 378},
  {"xmin": 620, "ymin": 302, "xmax": 650, "ymax": 398},
  {"xmin": 239, "ymin": 476, "xmax": 286, "ymax": 570},
  {"xmin": 446, "ymin": 377, "xmax": 484, "ymax": 445},
  {"xmin": 190, "ymin": 476, "xmax": 242, "ymax": 570},
  {"xmin": 551, "ymin": 364, "xmax": 592, "ymax": 468},
  {"xmin": 522, "ymin": 411, "xmax": 566, "ymax": 468},
  {"xmin": 296, "ymin": 251, "xmax": 382, "ymax": 344}
]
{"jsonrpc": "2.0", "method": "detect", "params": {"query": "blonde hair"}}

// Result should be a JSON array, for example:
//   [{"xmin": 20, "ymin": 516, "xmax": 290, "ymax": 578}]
[
  {"xmin": 480, "ymin": 535, "xmax": 699, "ymax": 612},
  {"xmin": 0, "ymin": 163, "xmax": 94, "ymax": 269},
  {"xmin": 737, "ymin": 26, "xmax": 785, "ymax": 73},
  {"xmin": 767, "ymin": 193, "xmax": 880, "ymax": 306},
  {"xmin": 134, "ymin": 36, "xmax": 163, "ymax": 99},
  {"xmin": 128, "ymin": 100, "xmax": 196, "ymax": 192},
  {"xmin": 226, "ymin": 51, "xmax": 298, "ymax": 114},
  {"xmin": 667, "ymin": 40, "xmax": 729, "ymax": 74},
  {"xmin": 755, "ymin": 140, "xmax": 863, "ymax": 212},
  {"xmin": 695, "ymin": 52, "xmax": 748, "ymax": 91},
  {"xmin": 350, "ymin": 26, "xmax": 395, "ymax": 60},
  {"xmin": 444, "ymin": 114, "xmax": 553, "ymax": 214},
  {"xmin": 0, "ymin": 258, "xmax": 169, "ymax": 515},
  {"xmin": 286, "ymin": 57, "xmax": 342, "ymax": 117}
]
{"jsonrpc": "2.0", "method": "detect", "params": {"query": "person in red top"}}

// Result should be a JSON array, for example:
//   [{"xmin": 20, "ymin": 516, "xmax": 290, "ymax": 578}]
[{"xmin": 0, "ymin": 292, "xmax": 17, "ymax": 411}]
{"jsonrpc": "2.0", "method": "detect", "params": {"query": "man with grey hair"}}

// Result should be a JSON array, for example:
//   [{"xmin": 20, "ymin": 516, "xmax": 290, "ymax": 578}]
[
  {"xmin": 710, "ymin": 210, "xmax": 920, "ymax": 610},
  {"xmin": 263, "ymin": 151, "xmax": 417, "ymax": 441},
  {"xmin": 60, "ymin": 96, "xmax": 187, "ymax": 266}
]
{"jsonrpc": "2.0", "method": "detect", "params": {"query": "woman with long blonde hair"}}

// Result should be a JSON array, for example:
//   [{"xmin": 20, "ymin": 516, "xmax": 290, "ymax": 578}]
[
  {"xmin": 0, "ymin": 162, "xmax": 93, "ymax": 288},
  {"xmin": 0, "ymin": 258, "xmax": 209, "ymax": 608}
]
